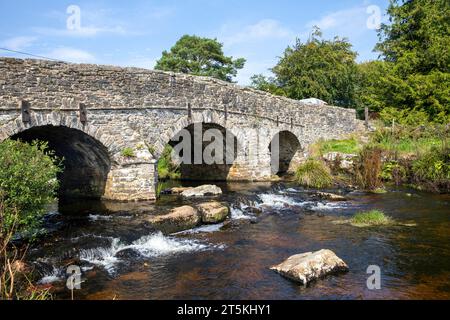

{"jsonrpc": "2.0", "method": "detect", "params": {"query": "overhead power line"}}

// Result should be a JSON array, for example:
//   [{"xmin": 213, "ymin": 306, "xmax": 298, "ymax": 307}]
[{"xmin": 0, "ymin": 47, "xmax": 62, "ymax": 62}]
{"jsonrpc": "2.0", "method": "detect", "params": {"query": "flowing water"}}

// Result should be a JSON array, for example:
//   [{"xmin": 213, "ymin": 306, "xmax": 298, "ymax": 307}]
[{"xmin": 28, "ymin": 182, "xmax": 450, "ymax": 300}]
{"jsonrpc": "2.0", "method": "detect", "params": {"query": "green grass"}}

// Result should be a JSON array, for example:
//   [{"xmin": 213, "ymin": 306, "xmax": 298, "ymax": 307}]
[
  {"xmin": 121, "ymin": 147, "xmax": 135, "ymax": 158},
  {"xmin": 313, "ymin": 137, "xmax": 361, "ymax": 156},
  {"xmin": 351, "ymin": 210, "xmax": 393, "ymax": 227},
  {"xmin": 157, "ymin": 145, "xmax": 180, "ymax": 180},
  {"xmin": 295, "ymin": 159, "xmax": 333, "ymax": 189},
  {"xmin": 374, "ymin": 136, "xmax": 442, "ymax": 155}
]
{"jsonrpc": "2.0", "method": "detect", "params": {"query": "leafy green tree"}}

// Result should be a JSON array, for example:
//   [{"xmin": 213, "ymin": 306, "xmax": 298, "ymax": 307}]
[
  {"xmin": 0, "ymin": 140, "xmax": 62, "ymax": 236},
  {"xmin": 251, "ymin": 28, "xmax": 358, "ymax": 107},
  {"xmin": 155, "ymin": 35, "xmax": 246, "ymax": 82},
  {"xmin": 371, "ymin": 0, "xmax": 450, "ymax": 122}
]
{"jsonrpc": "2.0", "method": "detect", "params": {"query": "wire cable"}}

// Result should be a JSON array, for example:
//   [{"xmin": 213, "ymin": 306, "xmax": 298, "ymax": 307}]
[{"xmin": 0, "ymin": 47, "xmax": 62, "ymax": 61}]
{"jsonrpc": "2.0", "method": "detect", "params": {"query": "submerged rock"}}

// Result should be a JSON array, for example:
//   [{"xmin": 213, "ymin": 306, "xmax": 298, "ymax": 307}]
[
  {"xmin": 181, "ymin": 185, "xmax": 222, "ymax": 198},
  {"xmin": 316, "ymin": 192, "xmax": 347, "ymax": 202},
  {"xmin": 197, "ymin": 202, "xmax": 230, "ymax": 224},
  {"xmin": 147, "ymin": 206, "xmax": 201, "ymax": 234},
  {"xmin": 270, "ymin": 249, "xmax": 349, "ymax": 285},
  {"xmin": 169, "ymin": 187, "xmax": 193, "ymax": 195}
]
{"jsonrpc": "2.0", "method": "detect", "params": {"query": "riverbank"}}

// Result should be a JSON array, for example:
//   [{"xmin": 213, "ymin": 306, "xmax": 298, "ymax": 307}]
[{"xmin": 305, "ymin": 122, "xmax": 449, "ymax": 194}]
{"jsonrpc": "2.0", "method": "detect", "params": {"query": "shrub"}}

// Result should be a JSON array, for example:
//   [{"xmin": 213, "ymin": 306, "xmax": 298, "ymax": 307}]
[
  {"xmin": 412, "ymin": 146, "xmax": 450, "ymax": 192},
  {"xmin": 1, "ymin": 197, "xmax": 51, "ymax": 300},
  {"xmin": 351, "ymin": 210, "xmax": 393, "ymax": 227},
  {"xmin": 354, "ymin": 145, "xmax": 383, "ymax": 191},
  {"xmin": 0, "ymin": 140, "xmax": 61, "ymax": 236},
  {"xmin": 121, "ymin": 147, "xmax": 135, "ymax": 158},
  {"xmin": 381, "ymin": 160, "xmax": 407, "ymax": 185},
  {"xmin": 157, "ymin": 146, "xmax": 180, "ymax": 180},
  {"xmin": 295, "ymin": 159, "xmax": 333, "ymax": 189}
]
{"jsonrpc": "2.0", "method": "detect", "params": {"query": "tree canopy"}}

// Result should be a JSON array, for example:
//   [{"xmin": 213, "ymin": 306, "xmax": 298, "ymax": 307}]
[
  {"xmin": 155, "ymin": 35, "xmax": 246, "ymax": 82},
  {"xmin": 251, "ymin": 28, "xmax": 358, "ymax": 108},
  {"xmin": 369, "ymin": 0, "xmax": 450, "ymax": 122}
]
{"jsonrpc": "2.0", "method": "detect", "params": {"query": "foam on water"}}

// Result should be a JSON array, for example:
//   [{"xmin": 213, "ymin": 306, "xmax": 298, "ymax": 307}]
[
  {"xmin": 230, "ymin": 206, "xmax": 254, "ymax": 220},
  {"xmin": 257, "ymin": 193, "xmax": 304, "ymax": 208},
  {"xmin": 311, "ymin": 202, "xmax": 349, "ymax": 211},
  {"xmin": 79, "ymin": 232, "xmax": 224, "ymax": 273},
  {"xmin": 174, "ymin": 223, "xmax": 225, "ymax": 235},
  {"xmin": 88, "ymin": 214, "xmax": 113, "ymax": 222},
  {"xmin": 38, "ymin": 267, "xmax": 63, "ymax": 284}
]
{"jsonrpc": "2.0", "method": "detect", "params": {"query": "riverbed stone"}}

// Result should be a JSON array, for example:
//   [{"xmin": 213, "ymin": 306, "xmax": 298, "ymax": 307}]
[
  {"xmin": 197, "ymin": 202, "xmax": 230, "ymax": 224},
  {"xmin": 181, "ymin": 185, "xmax": 222, "ymax": 198},
  {"xmin": 270, "ymin": 249, "xmax": 349, "ymax": 285},
  {"xmin": 316, "ymin": 192, "xmax": 347, "ymax": 202},
  {"xmin": 147, "ymin": 205, "xmax": 201, "ymax": 234},
  {"xmin": 170, "ymin": 187, "xmax": 193, "ymax": 194}
]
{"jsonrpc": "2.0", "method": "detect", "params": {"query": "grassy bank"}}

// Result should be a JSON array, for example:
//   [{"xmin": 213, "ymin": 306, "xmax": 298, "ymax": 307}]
[{"xmin": 302, "ymin": 123, "xmax": 449, "ymax": 193}]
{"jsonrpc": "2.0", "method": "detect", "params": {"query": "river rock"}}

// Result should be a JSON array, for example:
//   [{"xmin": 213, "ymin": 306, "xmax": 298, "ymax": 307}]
[
  {"xmin": 316, "ymin": 192, "xmax": 347, "ymax": 202},
  {"xmin": 270, "ymin": 249, "xmax": 349, "ymax": 285},
  {"xmin": 197, "ymin": 202, "xmax": 230, "ymax": 224},
  {"xmin": 323, "ymin": 152, "xmax": 357, "ymax": 170},
  {"xmin": 147, "ymin": 206, "xmax": 201, "ymax": 234},
  {"xmin": 181, "ymin": 185, "xmax": 222, "ymax": 198},
  {"xmin": 170, "ymin": 187, "xmax": 193, "ymax": 194}
]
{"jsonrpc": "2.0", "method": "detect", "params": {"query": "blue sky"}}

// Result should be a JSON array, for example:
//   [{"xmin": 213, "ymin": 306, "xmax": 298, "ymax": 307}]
[{"xmin": 0, "ymin": 0, "xmax": 389, "ymax": 85}]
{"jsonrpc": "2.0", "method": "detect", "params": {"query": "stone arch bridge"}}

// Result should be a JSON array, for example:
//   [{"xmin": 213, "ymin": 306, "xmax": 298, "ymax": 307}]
[{"xmin": 0, "ymin": 58, "xmax": 361, "ymax": 201}]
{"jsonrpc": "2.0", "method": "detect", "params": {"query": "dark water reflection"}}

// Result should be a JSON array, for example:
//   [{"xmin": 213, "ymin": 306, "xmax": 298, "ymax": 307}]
[{"xmin": 28, "ymin": 182, "xmax": 450, "ymax": 300}]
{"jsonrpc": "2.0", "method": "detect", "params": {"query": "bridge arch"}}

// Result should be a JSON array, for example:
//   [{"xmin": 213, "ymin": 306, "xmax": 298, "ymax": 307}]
[
  {"xmin": 11, "ymin": 125, "xmax": 111, "ymax": 199},
  {"xmin": 159, "ymin": 119, "xmax": 241, "ymax": 181},
  {"xmin": 269, "ymin": 130, "xmax": 303, "ymax": 176},
  {"xmin": 0, "ymin": 113, "xmax": 156, "ymax": 201}
]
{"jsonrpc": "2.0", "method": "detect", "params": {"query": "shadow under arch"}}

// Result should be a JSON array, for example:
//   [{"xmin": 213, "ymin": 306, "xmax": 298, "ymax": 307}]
[
  {"xmin": 11, "ymin": 125, "xmax": 111, "ymax": 199},
  {"xmin": 163, "ymin": 122, "xmax": 239, "ymax": 181},
  {"xmin": 269, "ymin": 130, "xmax": 302, "ymax": 176}
]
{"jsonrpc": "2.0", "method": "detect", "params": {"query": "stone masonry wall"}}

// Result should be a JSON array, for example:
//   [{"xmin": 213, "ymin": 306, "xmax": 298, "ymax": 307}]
[{"xmin": 0, "ymin": 58, "xmax": 361, "ymax": 201}]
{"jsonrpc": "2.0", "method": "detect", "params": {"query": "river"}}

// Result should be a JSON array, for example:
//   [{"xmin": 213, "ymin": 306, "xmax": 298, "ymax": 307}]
[{"xmin": 28, "ymin": 182, "xmax": 450, "ymax": 300}]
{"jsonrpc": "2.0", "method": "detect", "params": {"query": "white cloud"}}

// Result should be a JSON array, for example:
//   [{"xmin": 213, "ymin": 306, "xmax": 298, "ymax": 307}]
[
  {"xmin": 305, "ymin": 6, "xmax": 384, "ymax": 40},
  {"xmin": 1, "ymin": 36, "xmax": 37, "ymax": 51},
  {"xmin": 221, "ymin": 19, "xmax": 294, "ymax": 47},
  {"xmin": 44, "ymin": 47, "xmax": 95, "ymax": 63}
]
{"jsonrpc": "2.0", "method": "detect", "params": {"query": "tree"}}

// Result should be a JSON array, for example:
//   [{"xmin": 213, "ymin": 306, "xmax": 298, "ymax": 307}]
[
  {"xmin": 251, "ymin": 28, "xmax": 358, "ymax": 108},
  {"xmin": 155, "ymin": 35, "xmax": 246, "ymax": 82},
  {"xmin": 371, "ymin": 0, "xmax": 450, "ymax": 122},
  {"xmin": 0, "ymin": 140, "xmax": 61, "ymax": 236}
]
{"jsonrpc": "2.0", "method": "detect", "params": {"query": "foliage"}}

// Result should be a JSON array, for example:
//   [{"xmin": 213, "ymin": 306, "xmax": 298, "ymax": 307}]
[
  {"xmin": 381, "ymin": 160, "xmax": 407, "ymax": 185},
  {"xmin": 370, "ymin": 124, "xmax": 447, "ymax": 156},
  {"xmin": 157, "ymin": 146, "xmax": 180, "ymax": 180},
  {"xmin": 354, "ymin": 145, "xmax": 383, "ymax": 191},
  {"xmin": 1, "ymin": 196, "xmax": 51, "ymax": 300},
  {"xmin": 252, "ymin": 27, "xmax": 358, "ymax": 107},
  {"xmin": 121, "ymin": 147, "xmax": 135, "ymax": 158},
  {"xmin": 354, "ymin": 60, "xmax": 390, "ymax": 116},
  {"xmin": 249, "ymin": 74, "xmax": 287, "ymax": 96},
  {"xmin": 351, "ymin": 210, "xmax": 393, "ymax": 227},
  {"xmin": 295, "ymin": 159, "xmax": 333, "ymax": 189},
  {"xmin": 412, "ymin": 146, "xmax": 450, "ymax": 193},
  {"xmin": 361, "ymin": 0, "xmax": 450, "ymax": 122},
  {"xmin": 155, "ymin": 35, "xmax": 246, "ymax": 82},
  {"xmin": 0, "ymin": 140, "xmax": 61, "ymax": 237}
]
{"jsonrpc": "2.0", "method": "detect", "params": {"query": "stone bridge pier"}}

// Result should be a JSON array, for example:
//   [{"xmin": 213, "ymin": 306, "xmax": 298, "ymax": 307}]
[{"xmin": 0, "ymin": 58, "xmax": 362, "ymax": 201}]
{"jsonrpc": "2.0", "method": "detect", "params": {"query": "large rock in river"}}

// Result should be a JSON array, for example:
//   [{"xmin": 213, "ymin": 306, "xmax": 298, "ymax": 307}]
[
  {"xmin": 270, "ymin": 249, "xmax": 349, "ymax": 285},
  {"xmin": 181, "ymin": 185, "xmax": 222, "ymax": 198},
  {"xmin": 197, "ymin": 202, "xmax": 230, "ymax": 224},
  {"xmin": 147, "ymin": 206, "xmax": 201, "ymax": 234}
]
